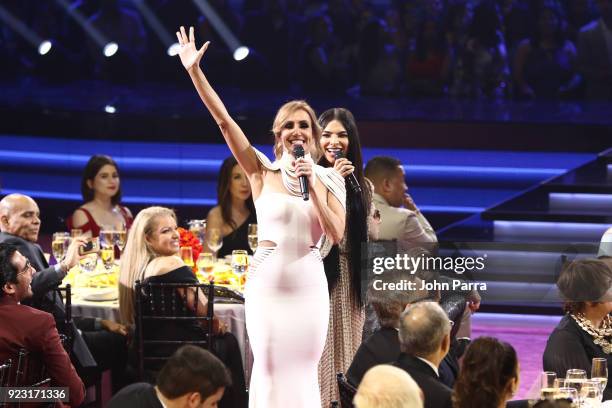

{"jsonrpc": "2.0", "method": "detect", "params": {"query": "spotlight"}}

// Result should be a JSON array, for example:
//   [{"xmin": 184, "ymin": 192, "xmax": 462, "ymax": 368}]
[
  {"xmin": 38, "ymin": 40, "xmax": 52, "ymax": 55},
  {"xmin": 233, "ymin": 46, "xmax": 249, "ymax": 61},
  {"xmin": 104, "ymin": 105, "xmax": 117, "ymax": 114},
  {"xmin": 167, "ymin": 42, "xmax": 181, "ymax": 56},
  {"xmin": 103, "ymin": 42, "xmax": 119, "ymax": 57}
]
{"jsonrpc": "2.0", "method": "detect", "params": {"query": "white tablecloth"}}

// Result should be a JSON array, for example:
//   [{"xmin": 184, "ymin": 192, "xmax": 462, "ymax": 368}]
[{"xmin": 70, "ymin": 287, "xmax": 253, "ymax": 382}]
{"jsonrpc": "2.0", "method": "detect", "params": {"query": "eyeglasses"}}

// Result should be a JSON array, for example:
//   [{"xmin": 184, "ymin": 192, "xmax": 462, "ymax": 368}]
[
  {"xmin": 17, "ymin": 260, "xmax": 33, "ymax": 276},
  {"xmin": 449, "ymin": 320, "xmax": 455, "ymax": 327}
]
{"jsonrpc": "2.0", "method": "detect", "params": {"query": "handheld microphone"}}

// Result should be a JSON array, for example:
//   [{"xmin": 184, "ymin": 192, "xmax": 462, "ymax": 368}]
[
  {"xmin": 293, "ymin": 145, "xmax": 309, "ymax": 201},
  {"xmin": 334, "ymin": 151, "xmax": 362, "ymax": 194}
]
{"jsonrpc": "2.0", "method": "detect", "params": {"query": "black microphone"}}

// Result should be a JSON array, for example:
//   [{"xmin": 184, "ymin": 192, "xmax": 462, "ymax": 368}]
[
  {"xmin": 334, "ymin": 151, "xmax": 362, "ymax": 194},
  {"xmin": 293, "ymin": 145, "xmax": 309, "ymax": 201}
]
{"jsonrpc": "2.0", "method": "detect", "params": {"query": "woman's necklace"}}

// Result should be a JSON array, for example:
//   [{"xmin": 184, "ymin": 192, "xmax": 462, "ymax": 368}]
[{"xmin": 571, "ymin": 313, "xmax": 612, "ymax": 354}]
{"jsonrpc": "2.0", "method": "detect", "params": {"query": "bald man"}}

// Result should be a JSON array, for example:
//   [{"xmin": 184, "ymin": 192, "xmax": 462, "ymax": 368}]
[{"xmin": 0, "ymin": 194, "xmax": 129, "ymax": 390}]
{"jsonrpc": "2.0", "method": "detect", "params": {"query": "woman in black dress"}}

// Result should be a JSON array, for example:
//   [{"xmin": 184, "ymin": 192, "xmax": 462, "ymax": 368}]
[
  {"xmin": 543, "ymin": 259, "xmax": 612, "ymax": 400},
  {"xmin": 119, "ymin": 206, "xmax": 247, "ymax": 407},
  {"xmin": 206, "ymin": 156, "xmax": 256, "ymax": 258}
]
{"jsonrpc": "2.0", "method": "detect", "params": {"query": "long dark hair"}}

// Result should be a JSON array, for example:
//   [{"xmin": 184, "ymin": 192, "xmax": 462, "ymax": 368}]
[
  {"xmin": 81, "ymin": 155, "xmax": 122, "ymax": 205},
  {"xmin": 453, "ymin": 337, "xmax": 518, "ymax": 408},
  {"xmin": 318, "ymin": 108, "xmax": 371, "ymax": 306},
  {"xmin": 217, "ymin": 157, "xmax": 255, "ymax": 230}
]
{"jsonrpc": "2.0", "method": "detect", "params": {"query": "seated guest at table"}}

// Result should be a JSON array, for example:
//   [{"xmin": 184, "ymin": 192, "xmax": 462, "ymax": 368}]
[
  {"xmin": 0, "ymin": 243, "xmax": 85, "ymax": 407},
  {"xmin": 395, "ymin": 301, "xmax": 453, "ymax": 408},
  {"xmin": 354, "ymin": 365, "xmax": 424, "ymax": 408},
  {"xmin": 107, "ymin": 345, "xmax": 231, "ymax": 408},
  {"xmin": 206, "ymin": 156, "xmax": 256, "ymax": 258},
  {"xmin": 453, "ymin": 337, "xmax": 520, "ymax": 408},
  {"xmin": 68, "ymin": 155, "xmax": 133, "ymax": 238},
  {"xmin": 599, "ymin": 227, "xmax": 612, "ymax": 257},
  {"xmin": 119, "ymin": 206, "xmax": 247, "ymax": 407},
  {"xmin": 543, "ymin": 258, "xmax": 612, "ymax": 400},
  {"xmin": 0, "ymin": 193, "xmax": 128, "ymax": 392}
]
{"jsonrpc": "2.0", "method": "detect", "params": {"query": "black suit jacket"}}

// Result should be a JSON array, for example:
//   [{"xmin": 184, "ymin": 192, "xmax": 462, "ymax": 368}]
[
  {"xmin": 0, "ymin": 232, "xmax": 96, "ymax": 367},
  {"xmin": 347, "ymin": 327, "xmax": 459, "ymax": 388},
  {"xmin": 394, "ymin": 353, "xmax": 453, "ymax": 408}
]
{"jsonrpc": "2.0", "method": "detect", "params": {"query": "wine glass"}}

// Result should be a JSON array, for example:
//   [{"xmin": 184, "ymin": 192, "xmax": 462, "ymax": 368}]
[
  {"xmin": 581, "ymin": 380, "xmax": 603, "ymax": 406},
  {"xmin": 247, "ymin": 224, "xmax": 258, "ymax": 252},
  {"xmin": 591, "ymin": 358, "xmax": 608, "ymax": 395},
  {"xmin": 52, "ymin": 232, "xmax": 70, "ymax": 264},
  {"xmin": 207, "ymin": 228, "xmax": 223, "ymax": 260},
  {"xmin": 114, "ymin": 223, "xmax": 127, "ymax": 255},
  {"xmin": 180, "ymin": 247, "xmax": 194, "ymax": 268},
  {"xmin": 540, "ymin": 371, "xmax": 557, "ymax": 399},
  {"xmin": 566, "ymin": 369, "xmax": 587, "ymax": 403},
  {"xmin": 79, "ymin": 253, "xmax": 98, "ymax": 274},
  {"xmin": 99, "ymin": 226, "xmax": 116, "ymax": 250},
  {"xmin": 196, "ymin": 253, "xmax": 214, "ymax": 282}
]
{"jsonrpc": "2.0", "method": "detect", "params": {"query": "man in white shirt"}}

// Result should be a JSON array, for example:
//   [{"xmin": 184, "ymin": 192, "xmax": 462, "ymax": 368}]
[{"xmin": 364, "ymin": 156, "xmax": 437, "ymax": 253}]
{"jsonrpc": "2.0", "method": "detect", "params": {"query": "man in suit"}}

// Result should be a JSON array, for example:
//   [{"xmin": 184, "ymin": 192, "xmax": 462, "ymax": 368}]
[
  {"xmin": 0, "ymin": 243, "xmax": 85, "ymax": 407},
  {"xmin": 0, "ymin": 193, "xmax": 128, "ymax": 390},
  {"xmin": 395, "ymin": 301, "xmax": 453, "ymax": 408},
  {"xmin": 364, "ymin": 156, "xmax": 437, "ymax": 253},
  {"xmin": 577, "ymin": 0, "xmax": 612, "ymax": 100}
]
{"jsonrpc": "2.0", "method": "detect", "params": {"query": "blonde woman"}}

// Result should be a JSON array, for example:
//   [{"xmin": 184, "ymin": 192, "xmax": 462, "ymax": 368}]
[
  {"xmin": 118, "ymin": 206, "xmax": 247, "ymax": 407},
  {"xmin": 176, "ymin": 26, "xmax": 346, "ymax": 407}
]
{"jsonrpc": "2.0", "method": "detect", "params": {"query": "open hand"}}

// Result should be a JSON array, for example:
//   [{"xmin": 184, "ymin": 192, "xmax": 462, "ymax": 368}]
[{"xmin": 176, "ymin": 26, "xmax": 209, "ymax": 72}]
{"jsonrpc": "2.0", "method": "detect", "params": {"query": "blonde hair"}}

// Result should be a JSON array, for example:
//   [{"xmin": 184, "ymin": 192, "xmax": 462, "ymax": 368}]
[
  {"xmin": 354, "ymin": 365, "xmax": 423, "ymax": 408},
  {"xmin": 118, "ymin": 206, "xmax": 177, "ymax": 325},
  {"xmin": 271, "ymin": 100, "xmax": 322, "ymax": 160}
]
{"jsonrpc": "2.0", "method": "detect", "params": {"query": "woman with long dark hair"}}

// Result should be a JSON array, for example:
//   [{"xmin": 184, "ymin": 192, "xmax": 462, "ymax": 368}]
[
  {"xmin": 317, "ymin": 107, "xmax": 372, "ymax": 406},
  {"xmin": 206, "ymin": 156, "xmax": 256, "ymax": 257},
  {"xmin": 453, "ymin": 337, "xmax": 519, "ymax": 408},
  {"xmin": 68, "ymin": 155, "xmax": 133, "ymax": 237}
]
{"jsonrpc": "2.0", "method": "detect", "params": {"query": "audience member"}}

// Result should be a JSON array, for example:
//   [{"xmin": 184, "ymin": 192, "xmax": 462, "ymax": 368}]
[
  {"xmin": 353, "ymin": 364, "xmax": 424, "ymax": 408},
  {"xmin": 543, "ymin": 258, "xmax": 612, "ymax": 400},
  {"xmin": 513, "ymin": 4, "xmax": 579, "ymax": 99},
  {"xmin": 453, "ymin": 337, "xmax": 520, "ymax": 408},
  {"xmin": 598, "ymin": 226, "xmax": 612, "ymax": 257},
  {"xmin": 364, "ymin": 156, "xmax": 437, "ymax": 252},
  {"xmin": 577, "ymin": 0, "xmax": 612, "ymax": 100},
  {"xmin": 205, "ymin": 156, "xmax": 256, "ymax": 258},
  {"xmin": 395, "ymin": 301, "xmax": 453, "ymax": 408},
  {"xmin": 68, "ymin": 155, "xmax": 133, "ymax": 238},
  {"xmin": 0, "ymin": 243, "xmax": 85, "ymax": 407},
  {"xmin": 358, "ymin": 19, "xmax": 402, "ymax": 96},
  {"xmin": 0, "ymin": 193, "xmax": 128, "ymax": 392},
  {"xmin": 107, "ymin": 345, "xmax": 231, "ymax": 408},
  {"xmin": 118, "ymin": 206, "xmax": 247, "ymax": 407}
]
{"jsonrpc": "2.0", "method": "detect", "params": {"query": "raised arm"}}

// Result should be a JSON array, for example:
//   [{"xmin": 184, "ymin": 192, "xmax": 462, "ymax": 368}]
[{"xmin": 176, "ymin": 26, "xmax": 259, "ymax": 177}]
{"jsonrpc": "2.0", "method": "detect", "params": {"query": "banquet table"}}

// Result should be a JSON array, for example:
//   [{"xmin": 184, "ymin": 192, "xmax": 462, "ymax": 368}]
[{"xmin": 66, "ymin": 271, "xmax": 253, "ymax": 383}]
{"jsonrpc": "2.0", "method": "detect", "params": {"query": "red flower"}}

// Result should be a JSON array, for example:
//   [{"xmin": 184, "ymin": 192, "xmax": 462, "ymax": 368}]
[{"xmin": 177, "ymin": 227, "xmax": 203, "ymax": 274}]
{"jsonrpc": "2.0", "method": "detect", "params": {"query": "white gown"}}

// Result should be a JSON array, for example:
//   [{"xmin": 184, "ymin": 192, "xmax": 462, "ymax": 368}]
[{"xmin": 244, "ymin": 148, "xmax": 345, "ymax": 407}]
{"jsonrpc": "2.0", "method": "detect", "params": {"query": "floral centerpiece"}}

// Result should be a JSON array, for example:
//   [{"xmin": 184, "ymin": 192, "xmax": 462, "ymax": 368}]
[{"xmin": 177, "ymin": 227, "xmax": 203, "ymax": 274}]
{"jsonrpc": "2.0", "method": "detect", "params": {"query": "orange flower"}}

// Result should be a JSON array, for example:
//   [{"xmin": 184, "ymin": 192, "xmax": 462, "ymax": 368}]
[{"xmin": 177, "ymin": 227, "xmax": 203, "ymax": 274}]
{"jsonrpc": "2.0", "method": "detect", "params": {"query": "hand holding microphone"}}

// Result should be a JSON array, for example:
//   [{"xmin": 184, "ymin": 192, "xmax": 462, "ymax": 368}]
[
  {"xmin": 333, "ymin": 151, "xmax": 361, "ymax": 194},
  {"xmin": 293, "ymin": 145, "xmax": 311, "ymax": 201}
]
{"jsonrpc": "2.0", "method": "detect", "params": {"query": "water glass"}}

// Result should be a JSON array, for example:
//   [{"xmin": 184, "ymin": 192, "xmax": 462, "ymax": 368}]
[
  {"xmin": 180, "ymin": 247, "xmax": 194, "ymax": 267},
  {"xmin": 554, "ymin": 387, "xmax": 578, "ymax": 401},
  {"xmin": 231, "ymin": 250, "xmax": 249, "ymax": 276},
  {"xmin": 188, "ymin": 219, "xmax": 206, "ymax": 245},
  {"xmin": 540, "ymin": 371, "xmax": 557, "ymax": 399}
]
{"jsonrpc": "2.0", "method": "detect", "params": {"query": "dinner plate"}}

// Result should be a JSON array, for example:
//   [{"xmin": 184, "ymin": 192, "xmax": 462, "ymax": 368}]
[{"xmin": 82, "ymin": 288, "xmax": 118, "ymax": 302}]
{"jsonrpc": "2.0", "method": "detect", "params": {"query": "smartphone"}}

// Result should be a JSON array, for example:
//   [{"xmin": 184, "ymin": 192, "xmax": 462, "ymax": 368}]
[{"xmin": 79, "ymin": 237, "xmax": 100, "ymax": 256}]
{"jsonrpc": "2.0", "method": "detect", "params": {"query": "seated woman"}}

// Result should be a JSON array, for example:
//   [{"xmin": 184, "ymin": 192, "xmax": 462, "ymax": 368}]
[
  {"xmin": 118, "ymin": 206, "xmax": 247, "ymax": 407},
  {"xmin": 543, "ymin": 258, "xmax": 612, "ymax": 400},
  {"xmin": 68, "ymin": 155, "xmax": 133, "ymax": 237},
  {"xmin": 453, "ymin": 337, "xmax": 520, "ymax": 408},
  {"xmin": 206, "ymin": 156, "xmax": 256, "ymax": 258}
]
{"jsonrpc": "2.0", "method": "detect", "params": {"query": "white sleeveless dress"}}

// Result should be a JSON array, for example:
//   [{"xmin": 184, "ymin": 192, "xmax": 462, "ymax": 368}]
[{"xmin": 245, "ymin": 148, "xmax": 345, "ymax": 407}]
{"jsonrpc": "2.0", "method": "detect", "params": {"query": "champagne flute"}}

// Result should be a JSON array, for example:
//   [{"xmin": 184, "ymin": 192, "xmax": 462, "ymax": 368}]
[
  {"xmin": 180, "ymin": 247, "xmax": 194, "ymax": 268},
  {"xmin": 540, "ymin": 371, "xmax": 557, "ymax": 400},
  {"xmin": 247, "ymin": 224, "xmax": 258, "ymax": 253},
  {"xmin": 591, "ymin": 358, "xmax": 608, "ymax": 395},
  {"xmin": 114, "ymin": 224, "xmax": 127, "ymax": 253},
  {"xmin": 207, "ymin": 228, "xmax": 223, "ymax": 261},
  {"xmin": 52, "ymin": 232, "xmax": 69, "ymax": 264}
]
